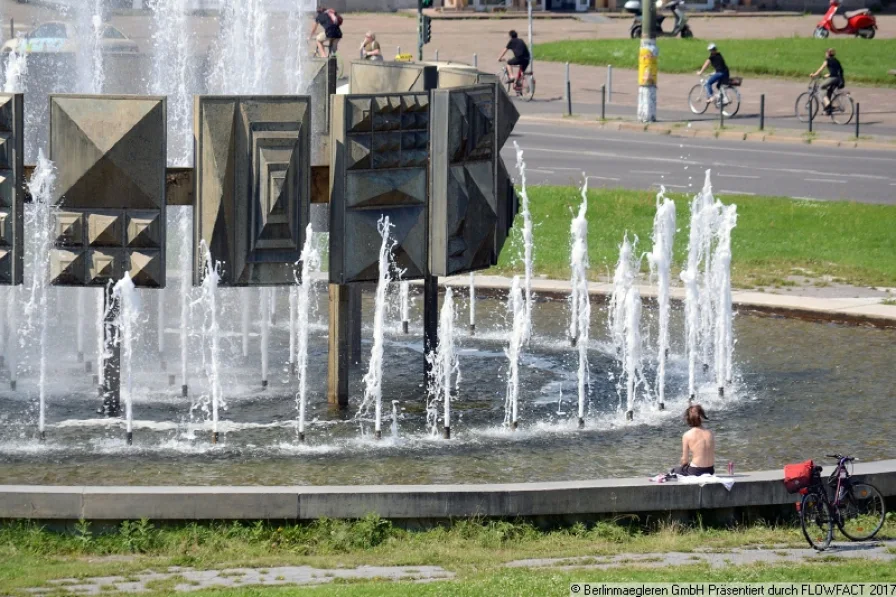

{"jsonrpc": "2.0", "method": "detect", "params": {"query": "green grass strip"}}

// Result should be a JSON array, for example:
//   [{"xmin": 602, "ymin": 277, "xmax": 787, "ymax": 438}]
[
  {"xmin": 534, "ymin": 38, "xmax": 896, "ymax": 87},
  {"xmin": 490, "ymin": 186, "xmax": 896, "ymax": 289}
]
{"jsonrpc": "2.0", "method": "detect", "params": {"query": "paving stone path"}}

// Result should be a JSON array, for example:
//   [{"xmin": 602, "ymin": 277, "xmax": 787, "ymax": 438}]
[
  {"xmin": 24, "ymin": 565, "xmax": 454, "ymax": 595},
  {"xmin": 506, "ymin": 539, "xmax": 896, "ymax": 571}
]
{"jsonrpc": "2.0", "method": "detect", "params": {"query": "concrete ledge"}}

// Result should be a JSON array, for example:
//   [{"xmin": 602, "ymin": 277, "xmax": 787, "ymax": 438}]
[{"xmin": 1, "ymin": 460, "xmax": 893, "ymax": 522}]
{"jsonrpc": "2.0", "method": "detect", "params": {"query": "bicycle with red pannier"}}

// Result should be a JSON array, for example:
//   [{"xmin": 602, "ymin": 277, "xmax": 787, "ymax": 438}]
[{"xmin": 783, "ymin": 454, "xmax": 886, "ymax": 551}]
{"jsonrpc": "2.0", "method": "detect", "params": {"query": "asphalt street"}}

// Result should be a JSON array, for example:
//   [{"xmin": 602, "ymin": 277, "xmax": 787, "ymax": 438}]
[{"xmin": 501, "ymin": 119, "xmax": 896, "ymax": 204}]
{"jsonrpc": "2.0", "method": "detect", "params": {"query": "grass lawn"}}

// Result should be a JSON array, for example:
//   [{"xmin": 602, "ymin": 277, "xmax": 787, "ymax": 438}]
[
  {"xmin": 534, "ymin": 38, "xmax": 896, "ymax": 87},
  {"xmin": 490, "ymin": 186, "xmax": 896, "ymax": 289},
  {"xmin": 1, "ymin": 517, "xmax": 894, "ymax": 596}
]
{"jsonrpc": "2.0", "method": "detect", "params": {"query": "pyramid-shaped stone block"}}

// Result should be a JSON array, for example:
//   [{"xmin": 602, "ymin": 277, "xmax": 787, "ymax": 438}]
[
  {"xmin": 49, "ymin": 95, "xmax": 166, "ymax": 288},
  {"xmin": 194, "ymin": 96, "xmax": 311, "ymax": 286},
  {"xmin": 330, "ymin": 92, "xmax": 431, "ymax": 284},
  {"xmin": 0, "ymin": 94, "xmax": 23, "ymax": 285}
]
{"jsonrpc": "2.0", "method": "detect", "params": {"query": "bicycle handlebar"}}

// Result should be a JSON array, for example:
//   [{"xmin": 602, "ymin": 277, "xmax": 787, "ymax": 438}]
[{"xmin": 825, "ymin": 454, "xmax": 855, "ymax": 462}]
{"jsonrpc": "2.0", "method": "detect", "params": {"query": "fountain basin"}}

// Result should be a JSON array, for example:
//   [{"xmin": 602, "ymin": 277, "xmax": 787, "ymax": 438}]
[{"xmin": 1, "ymin": 459, "xmax": 894, "ymax": 521}]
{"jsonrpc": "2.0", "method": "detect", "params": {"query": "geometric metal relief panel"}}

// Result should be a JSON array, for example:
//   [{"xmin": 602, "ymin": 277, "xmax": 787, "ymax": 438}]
[
  {"xmin": 307, "ymin": 58, "xmax": 338, "ymax": 167},
  {"xmin": 429, "ymin": 84, "xmax": 497, "ymax": 277},
  {"xmin": 194, "ymin": 96, "xmax": 311, "ymax": 286},
  {"xmin": 494, "ymin": 85, "xmax": 520, "ymax": 264},
  {"xmin": 0, "ymin": 93, "xmax": 24, "ymax": 285},
  {"xmin": 329, "ymin": 92, "xmax": 430, "ymax": 284},
  {"xmin": 48, "ymin": 94, "xmax": 167, "ymax": 288}
]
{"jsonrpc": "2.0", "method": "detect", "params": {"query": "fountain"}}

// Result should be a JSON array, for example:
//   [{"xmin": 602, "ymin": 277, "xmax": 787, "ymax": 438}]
[
  {"xmin": 295, "ymin": 224, "xmax": 321, "ymax": 443},
  {"xmin": 647, "ymin": 189, "xmax": 676, "ymax": 410},
  {"xmin": 195, "ymin": 243, "xmax": 225, "ymax": 444},
  {"xmin": 3, "ymin": 42, "xmax": 27, "ymax": 94},
  {"xmin": 178, "ymin": 209, "xmax": 192, "ymax": 398},
  {"xmin": 513, "ymin": 143, "xmax": 534, "ymax": 344},
  {"xmin": 609, "ymin": 234, "xmax": 643, "ymax": 421},
  {"xmin": 399, "ymin": 281, "xmax": 410, "ymax": 334},
  {"xmin": 260, "ymin": 287, "xmax": 270, "ymax": 389},
  {"xmin": 468, "ymin": 273, "xmax": 476, "ymax": 335},
  {"xmin": 426, "ymin": 288, "xmax": 460, "ymax": 439},
  {"xmin": 569, "ymin": 179, "xmax": 591, "ymax": 428},
  {"xmin": 504, "ymin": 276, "xmax": 526, "ymax": 431},
  {"xmin": 112, "ymin": 274, "xmax": 139, "ymax": 445},
  {"xmin": 358, "ymin": 217, "xmax": 394, "ymax": 440}
]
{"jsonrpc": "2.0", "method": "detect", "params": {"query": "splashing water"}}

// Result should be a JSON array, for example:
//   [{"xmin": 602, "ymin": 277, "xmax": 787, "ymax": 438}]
[
  {"xmin": 178, "ymin": 208, "xmax": 192, "ymax": 394},
  {"xmin": 468, "ymin": 272, "xmax": 476, "ymax": 333},
  {"xmin": 240, "ymin": 288, "xmax": 250, "ymax": 358},
  {"xmin": 288, "ymin": 285, "xmax": 297, "ymax": 376},
  {"xmin": 148, "ymin": 0, "xmax": 194, "ymax": 164},
  {"xmin": 358, "ymin": 217, "xmax": 394, "ymax": 438},
  {"xmin": 680, "ymin": 171, "xmax": 738, "ymax": 399},
  {"xmin": 95, "ymin": 288, "xmax": 104, "ymax": 388},
  {"xmin": 647, "ymin": 188, "xmax": 676, "ymax": 408},
  {"xmin": 5, "ymin": 286, "xmax": 19, "ymax": 389},
  {"xmin": 23, "ymin": 152, "xmax": 56, "ymax": 438},
  {"xmin": 209, "ymin": 0, "xmax": 272, "ymax": 94},
  {"xmin": 426, "ymin": 287, "xmax": 460, "ymax": 438},
  {"xmin": 713, "ymin": 205, "xmax": 737, "ymax": 393},
  {"xmin": 399, "ymin": 281, "xmax": 409, "ymax": 333},
  {"xmin": 569, "ymin": 179, "xmax": 590, "ymax": 426},
  {"xmin": 295, "ymin": 224, "xmax": 321, "ymax": 441},
  {"xmin": 504, "ymin": 276, "xmax": 526, "ymax": 430},
  {"xmin": 195, "ymin": 242, "xmax": 225, "ymax": 441},
  {"xmin": 391, "ymin": 401, "xmax": 400, "ymax": 440},
  {"xmin": 608, "ymin": 234, "xmax": 637, "ymax": 356},
  {"xmin": 260, "ymin": 287, "xmax": 270, "ymax": 388},
  {"xmin": 112, "ymin": 274, "xmax": 140, "ymax": 440},
  {"xmin": 3, "ymin": 40, "xmax": 27, "ymax": 93},
  {"xmin": 513, "ymin": 142, "xmax": 534, "ymax": 343},
  {"xmin": 624, "ymin": 287, "xmax": 643, "ymax": 418}
]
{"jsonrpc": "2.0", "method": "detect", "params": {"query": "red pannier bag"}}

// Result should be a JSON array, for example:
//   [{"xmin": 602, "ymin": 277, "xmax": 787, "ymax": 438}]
[{"xmin": 783, "ymin": 459, "xmax": 814, "ymax": 494}]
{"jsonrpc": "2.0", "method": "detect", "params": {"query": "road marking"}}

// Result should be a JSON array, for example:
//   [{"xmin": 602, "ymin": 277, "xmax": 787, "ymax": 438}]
[
  {"xmin": 808, "ymin": 178, "xmax": 846, "ymax": 184},
  {"xmin": 652, "ymin": 183, "xmax": 687, "ymax": 188},
  {"xmin": 514, "ymin": 127, "xmax": 896, "ymax": 163},
  {"xmin": 794, "ymin": 196, "xmax": 822, "ymax": 201},
  {"xmin": 719, "ymin": 190, "xmax": 756, "ymax": 196},
  {"xmin": 718, "ymin": 174, "xmax": 760, "ymax": 179},
  {"xmin": 585, "ymin": 175, "xmax": 620, "ymax": 181},
  {"xmin": 631, "ymin": 169, "xmax": 669, "ymax": 175},
  {"xmin": 526, "ymin": 168, "xmax": 555, "ymax": 174}
]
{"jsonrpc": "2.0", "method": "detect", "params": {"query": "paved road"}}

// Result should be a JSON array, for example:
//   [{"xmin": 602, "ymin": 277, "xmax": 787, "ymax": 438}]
[{"xmin": 501, "ymin": 119, "xmax": 896, "ymax": 204}]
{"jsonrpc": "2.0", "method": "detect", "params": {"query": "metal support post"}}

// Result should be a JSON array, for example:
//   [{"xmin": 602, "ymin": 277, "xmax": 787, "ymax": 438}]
[
  {"xmin": 434, "ymin": 49, "xmax": 439, "ymax": 61},
  {"xmin": 636, "ymin": 2, "xmax": 657, "ymax": 123},
  {"xmin": 473, "ymin": 53, "xmax": 478, "ymax": 68},
  {"xmin": 565, "ymin": 62, "xmax": 572, "ymax": 116},
  {"xmin": 808, "ymin": 100, "xmax": 813, "ymax": 133},
  {"xmin": 416, "ymin": 0, "xmax": 423, "ymax": 62},
  {"xmin": 600, "ymin": 84, "xmax": 606, "ymax": 120},
  {"xmin": 423, "ymin": 275, "xmax": 439, "ymax": 381},
  {"xmin": 720, "ymin": 101, "xmax": 724, "ymax": 128},
  {"xmin": 855, "ymin": 102, "xmax": 860, "ymax": 138},
  {"xmin": 99, "ymin": 283, "xmax": 121, "ymax": 418},
  {"xmin": 527, "ymin": 0, "xmax": 534, "ymax": 74},
  {"xmin": 327, "ymin": 283, "xmax": 352, "ymax": 410},
  {"xmin": 759, "ymin": 94, "xmax": 765, "ymax": 131},
  {"xmin": 606, "ymin": 65, "xmax": 612, "ymax": 102},
  {"xmin": 349, "ymin": 284, "xmax": 362, "ymax": 366}
]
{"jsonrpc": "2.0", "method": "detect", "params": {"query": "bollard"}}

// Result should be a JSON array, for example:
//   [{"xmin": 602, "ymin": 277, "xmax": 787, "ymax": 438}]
[
  {"xmin": 855, "ymin": 102, "xmax": 860, "ymax": 138},
  {"xmin": 434, "ymin": 49, "xmax": 439, "ymax": 61},
  {"xmin": 397, "ymin": 45, "xmax": 401, "ymax": 56},
  {"xmin": 720, "ymin": 100, "xmax": 724, "ymax": 128},
  {"xmin": 606, "ymin": 65, "xmax": 612, "ymax": 102},
  {"xmin": 808, "ymin": 98, "xmax": 813, "ymax": 133},
  {"xmin": 565, "ymin": 62, "xmax": 572, "ymax": 116},
  {"xmin": 601, "ymin": 84, "xmax": 606, "ymax": 120},
  {"xmin": 759, "ymin": 94, "xmax": 765, "ymax": 131},
  {"xmin": 472, "ymin": 53, "xmax": 477, "ymax": 68}
]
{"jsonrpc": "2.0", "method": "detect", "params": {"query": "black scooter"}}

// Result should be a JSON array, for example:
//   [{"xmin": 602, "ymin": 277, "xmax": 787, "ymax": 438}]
[{"xmin": 624, "ymin": 0, "xmax": 694, "ymax": 39}]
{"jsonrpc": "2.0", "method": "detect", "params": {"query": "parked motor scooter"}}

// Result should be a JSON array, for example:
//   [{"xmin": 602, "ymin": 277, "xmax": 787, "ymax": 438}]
[
  {"xmin": 624, "ymin": 0, "xmax": 693, "ymax": 39},
  {"xmin": 815, "ymin": 0, "xmax": 877, "ymax": 39}
]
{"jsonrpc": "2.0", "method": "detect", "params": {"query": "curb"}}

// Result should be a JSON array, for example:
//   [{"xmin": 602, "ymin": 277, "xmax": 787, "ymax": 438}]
[{"xmin": 518, "ymin": 115, "xmax": 896, "ymax": 151}]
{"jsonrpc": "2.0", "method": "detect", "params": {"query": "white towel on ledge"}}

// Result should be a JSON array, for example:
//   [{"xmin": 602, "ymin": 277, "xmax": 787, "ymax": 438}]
[{"xmin": 675, "ymin": 474, "xmax": 736, "ymax": 491}]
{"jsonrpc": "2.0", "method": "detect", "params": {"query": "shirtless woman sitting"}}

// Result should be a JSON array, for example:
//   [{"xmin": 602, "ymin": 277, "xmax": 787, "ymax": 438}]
[{"xmin": 671, "ymin": 404, "xmax": 715, "ymax": 476}]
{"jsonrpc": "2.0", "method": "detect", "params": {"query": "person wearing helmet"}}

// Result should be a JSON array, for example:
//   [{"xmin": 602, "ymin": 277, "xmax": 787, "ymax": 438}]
[
  {"xmin": 810, "ymin": 48, "xmax": 845, "ymax": 113},
  {"xmin": 697, "ymin": 43, "xmax": 730, "ymax": 104}
]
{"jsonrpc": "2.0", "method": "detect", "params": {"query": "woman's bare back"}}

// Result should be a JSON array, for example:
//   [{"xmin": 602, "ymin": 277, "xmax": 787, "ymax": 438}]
[{"xmin": 683, "ymin": 427, "xmax": 715, "ymax": 468}]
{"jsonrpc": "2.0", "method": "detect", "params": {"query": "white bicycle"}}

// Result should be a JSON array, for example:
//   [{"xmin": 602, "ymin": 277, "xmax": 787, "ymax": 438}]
[{"xmin": 688, "ymin": 76, "xmax": 742, "ymax": 117}]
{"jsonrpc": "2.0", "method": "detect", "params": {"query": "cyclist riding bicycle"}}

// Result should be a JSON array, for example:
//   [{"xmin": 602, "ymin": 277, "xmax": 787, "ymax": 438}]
[
  {"xmin": 810, "ymin": 48, "xmax": 845, "ymax": 114},
  {"xmin": 310, "ymin": 6, "xmax": 343, "ymax": 58},
  {"xmin": 497, "ymin": 30, "xmax": 530, "ymax": 89},
  {"xmin": 697, "ymin": 43, "xmax": 729, "ymax": 104}
]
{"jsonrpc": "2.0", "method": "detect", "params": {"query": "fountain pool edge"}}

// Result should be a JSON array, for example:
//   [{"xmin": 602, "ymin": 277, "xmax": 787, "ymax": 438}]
[
  {"xmin": 2, "ymin": 460, "xmax": 894, "ymax": 522},
  {"xmin": 437, "ymin": 276, "xmax": 896, "ymax": 328}
]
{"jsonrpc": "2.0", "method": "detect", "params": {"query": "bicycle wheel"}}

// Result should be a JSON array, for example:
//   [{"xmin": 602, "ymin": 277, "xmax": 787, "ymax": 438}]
[
  {"xmin": 795, "ymin": 92, "xmax": 819, "ymax": 123},
  {"xmin": 497, "ymin": 68, "xmax": 512, "ymax": 94},
  {"xmin": 838, "ymin": 483, "xmax": 886, "ymax": 541},
  {"xmin": 522, "ymin": 74, "xmax": 535, "ymax": 102},
  {"xmin": 688, "ymin": 84, "xmax": 709, "ymax": 115},
  {"xmin": 800, "ymin": 491, "xmax": 834, "ymax": 551},
  {"xmin": 721, "ymin": 87, "xmax": 740, "ymax": 117},
  {"xmin": 829, "ymin": 93, "xmax": 855, "ymax": 125}
]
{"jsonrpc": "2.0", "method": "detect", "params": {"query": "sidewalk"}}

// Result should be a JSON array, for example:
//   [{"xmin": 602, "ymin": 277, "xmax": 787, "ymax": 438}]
[{"xmin": 438, "ymin": 274, "xmax": 896, "ymax": 326}]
